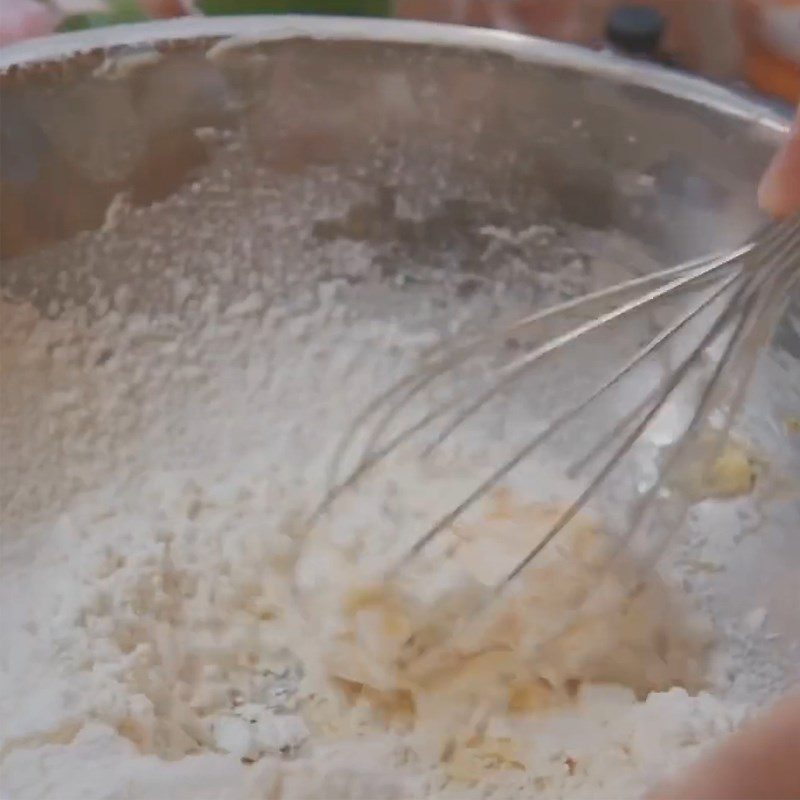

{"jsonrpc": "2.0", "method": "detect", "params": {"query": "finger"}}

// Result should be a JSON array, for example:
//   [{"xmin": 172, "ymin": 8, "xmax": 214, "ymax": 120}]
[
  {"xmin": 649, "ymin": 690, "xmax": 800, "ymax": 800},
  {"xmin": 759, "ymin": 105, "xmax": 800, "ymax": 218},
  {"xmin": 0, "ymin": 0, "xmax": 60, "ymax": 46}
]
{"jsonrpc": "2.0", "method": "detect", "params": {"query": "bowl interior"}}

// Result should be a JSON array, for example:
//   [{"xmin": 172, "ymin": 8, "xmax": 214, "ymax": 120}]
[{"xmin": 1, "ymin": 21, "xmax": 798, "ymax": 696}]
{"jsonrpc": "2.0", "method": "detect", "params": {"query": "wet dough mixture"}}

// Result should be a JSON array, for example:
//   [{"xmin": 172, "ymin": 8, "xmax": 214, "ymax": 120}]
[{"xmin": 298, "ymin": 486, "xmax": 713, "ymax": 775}]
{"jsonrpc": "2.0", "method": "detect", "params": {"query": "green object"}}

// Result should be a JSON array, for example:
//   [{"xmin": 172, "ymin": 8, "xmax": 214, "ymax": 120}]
[
  {"xmin": 198, "ymin": 0, "xmax": 391, "ymax": 17},
  {"xmin": 58, "ymin": 0, "xmax": 392, "ymax": 34},
  {"xmin": 58, "ymin": 14, "xmax": 94, "ymax": 32},
  {"xmin": 57, "ymin": 0, "xmax": 147, "ymax": 32}
]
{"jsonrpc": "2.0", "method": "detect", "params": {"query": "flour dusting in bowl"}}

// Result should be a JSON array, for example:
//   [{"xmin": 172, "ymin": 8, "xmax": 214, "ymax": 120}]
[{"xmin": 2, "ymin": 24, "xmax": 797, "ymax": 800}]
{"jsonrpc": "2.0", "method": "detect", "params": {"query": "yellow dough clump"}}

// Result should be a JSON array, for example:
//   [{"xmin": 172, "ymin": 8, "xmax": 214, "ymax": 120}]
[{"xmin": 305, "ymin": 488, "xmax": 711, "ymax": 742}]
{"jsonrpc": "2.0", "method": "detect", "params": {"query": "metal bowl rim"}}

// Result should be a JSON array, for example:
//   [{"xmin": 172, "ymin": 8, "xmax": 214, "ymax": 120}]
[{"xmin": 0, "ymin": 14, "xmax": 790, "ymax": 133}]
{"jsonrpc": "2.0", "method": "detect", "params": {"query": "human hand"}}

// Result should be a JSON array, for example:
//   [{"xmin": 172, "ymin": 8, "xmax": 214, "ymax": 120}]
[
  {"xmin": 650, "ymin": 690, "xmax": 800, "ymax": 800},
  {"xmin": 759, "ymin": 105, "xmax": 800, "ymax": 217}
]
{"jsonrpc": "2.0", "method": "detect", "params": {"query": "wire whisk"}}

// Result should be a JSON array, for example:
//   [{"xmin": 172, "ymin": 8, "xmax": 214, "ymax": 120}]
[{"xmin": 311, "ymin": 212, "xmax": 800, "ymax": 658}]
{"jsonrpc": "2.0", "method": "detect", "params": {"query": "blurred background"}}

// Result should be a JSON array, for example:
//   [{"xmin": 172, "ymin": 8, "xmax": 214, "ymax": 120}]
[{"xmin": 1, "ymin": 1, "xmax": 799, "ymax": 103}]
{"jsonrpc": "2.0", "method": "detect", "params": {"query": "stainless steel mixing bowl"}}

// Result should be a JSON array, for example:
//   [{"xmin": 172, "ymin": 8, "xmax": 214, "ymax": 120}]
[{"xmin": 1, "ymin": 17, "xmax": 798, "ymax": 690}]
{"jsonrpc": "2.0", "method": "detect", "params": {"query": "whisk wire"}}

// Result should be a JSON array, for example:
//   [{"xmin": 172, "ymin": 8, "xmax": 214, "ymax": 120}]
[
  {"xmin": 370, "ymin": 251, "xmax": 743, "ymax": 463},
  {"xmin": 572, "ymin": 217, "xmax": 800, "ymax": 479},
  {"xmin": 507, "ymin": 284, "xmax": 759, "ymax": 585},
  {"xmin": 392, "ymin": 269, "xmax": 747, "ymax": 574},
  {"xmin": 312, "ymin": 212, "xmax": 799, "ymax": 662},
  {"xmin": 421, "ymin": 260, "xmax": 744, "ymax": 458},
  {"xmin": 330, "ymin": 219, "xmax": 799, "ymax": 512},
  {"xmin": 406, "ymin": 249, "xmax": 792, "ymax": 668},
  {"xmin": 499, "ymin": 215, "xmax": 800, "ymax": 590},
  {"xmin": 318, "ymin": 247, "xmax": 751, "ymax": 512},
  {"xmin": 390, "ymin": 215, "xmax": 800, "ymax": 586}
]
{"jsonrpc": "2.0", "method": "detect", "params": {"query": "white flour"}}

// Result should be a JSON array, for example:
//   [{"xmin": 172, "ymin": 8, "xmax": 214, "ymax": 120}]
[{"xmin": 0, "ymin": 160, "xmax": 787, "ymax": 799}]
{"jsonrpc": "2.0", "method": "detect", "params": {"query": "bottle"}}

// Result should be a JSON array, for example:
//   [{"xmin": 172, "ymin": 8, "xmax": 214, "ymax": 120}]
[{"xmin": 604, "ymin": 4, "xmax": 668, "ymax": 63}]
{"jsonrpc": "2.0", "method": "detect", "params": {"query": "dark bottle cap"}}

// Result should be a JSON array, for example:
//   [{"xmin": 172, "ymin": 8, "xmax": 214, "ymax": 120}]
[{"xmin": 606, "ymin": 5, "xmax": 665, "ymax": 57}]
